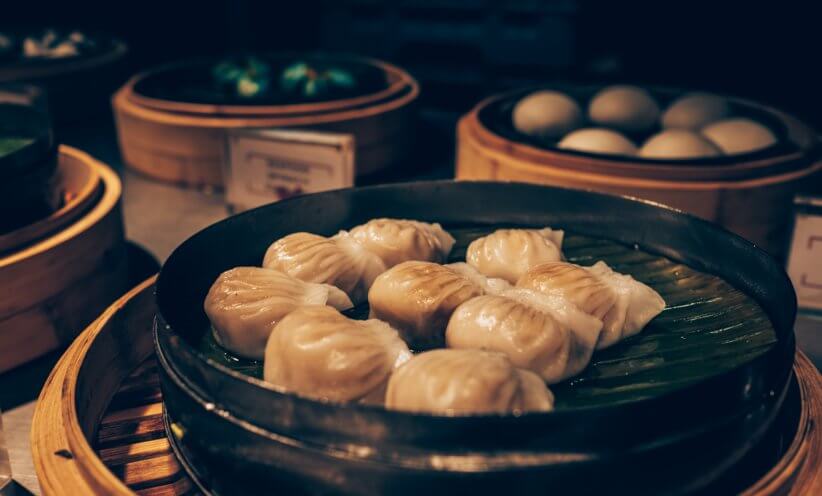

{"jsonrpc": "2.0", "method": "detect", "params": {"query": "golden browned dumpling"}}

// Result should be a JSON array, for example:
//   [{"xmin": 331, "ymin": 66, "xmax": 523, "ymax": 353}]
[
  {"xmin": 446, "ymin": 290, "xmax": 603, "ymax": 383},
  {"xmin": 368, "ymin": 261, "xmax": 484, "ymax": 349},
  {"xmin": 263, "ymin": 232, "xmax": 386, "ymax": 304},
  {"xmin": 264, "ymin": 306, "xmax": 411, "ymax": 403},
  {"xmin": 517, "ymin": 261, "xmax": 666, "ymax": 349},
  {"xmin": 466, "ymin": 228, "xmax": 564, "ymax": 283},
  {"xmin": 204, "ymin": 267, "xmax": 353, "ymax": 359},
  {"xmin": 348, "ymin": 218, "xmax": 455, "ymax": 268},
  {"xmin": 385, "ymin": 349, "xmax": 554, "ymax": 414}
]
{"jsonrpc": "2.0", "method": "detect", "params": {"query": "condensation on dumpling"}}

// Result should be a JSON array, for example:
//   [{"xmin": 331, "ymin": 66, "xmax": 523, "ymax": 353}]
[
  {"xmin": 264, "ymin": 306, "xmax": 411, "ymax": 403},
  {"xmin": 517, "ymin": 261, "xmax": 665, "ymax": 349},
  {"xmin": 385, "ymin": 349, "xmax": 554, "ymax": 414},
  {"xmin": 368, "ymin": 261, "xmax": 484, "ymax": 350},
  {"xmin": 348, "ymin": 218, "xmax": 456, "ymax": 268},
  {"xmin": 262, "ymin": 232, "xmax": 386, "ymax": 304},
  {"xmin": 466, "ymin": 228, "xmax": 564, "ymax": 283},
  {"xmin": 204, "ymin": 267, "xmax": 353, "ymax": 360},
  {"xmin": 446, "ymin": 290, "xmax": 602, "ymax": 383}
]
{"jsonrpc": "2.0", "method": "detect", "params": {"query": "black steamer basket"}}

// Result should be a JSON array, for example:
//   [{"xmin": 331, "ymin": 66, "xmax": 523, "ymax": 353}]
[{"xmin": 155, "ymin": 181, "xmax": 796, "ymax": 495}]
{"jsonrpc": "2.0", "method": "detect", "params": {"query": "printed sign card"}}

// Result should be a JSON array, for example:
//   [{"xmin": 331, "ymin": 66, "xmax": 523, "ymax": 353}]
[
  {"xmin": 224, "ymin": 128, "xmax": 355, "ymax": 212},
  {"xmin": 787, "ymin": 196, "xmax": 822, "ymax": 312}
]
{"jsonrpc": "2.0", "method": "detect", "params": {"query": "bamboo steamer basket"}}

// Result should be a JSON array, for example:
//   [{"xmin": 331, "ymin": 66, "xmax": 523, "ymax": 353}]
[
  {"xmin": 0, "ymin": 147, "xmax": 101, "ymax": 253},
  {"xmin": 113, "ymin": 56, "xmax": 420, "ymax": 188},
  {"xmin": 30, "ymin": 277, "xmax": 822, "ymax": 495},
  {"xmin": 0, "ymin": 145, "xmax": 125, "ymax": 373},
  {"xmin": 456, "ymin": 89, "xmax": 822, "ymax": 257}
]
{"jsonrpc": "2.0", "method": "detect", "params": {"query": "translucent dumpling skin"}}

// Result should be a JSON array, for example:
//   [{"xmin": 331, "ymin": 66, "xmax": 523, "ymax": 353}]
[
  {"xmin": 446, "ymin": 290, "xmax": 603, "ymax": 383},
  {"xmin": 204, "ymin": 267, "xmax": 353, "ymax": 359},
  {"xmin": 368, "ymin": 261, "xmax": 484, "ymax": 349},
  {"xmin": 587, "ymin": 261, "xmax": 666, "ymax": 346},
  {"xmin": 445, "ymin": 262, "xmax": 512, "ymax": 295},
  {"xmin": 263, "ymin": 232, "xmax": 386, "ymax": 304},
  {"xmin": 466, "ymin": 228, "xmax": 564, "ymax": 283},
  {"xmin": 516, "ymin": 261, "xmax": 617, "ymax": 325},
  {"xmin": 348, "ymin": 218, "xmax": 456, "ymax": 268},
  {"xmin": 385, "ymin": 349, "xmax": 554, "ymax": 414},
  {"xmin": 264, "ymin": 306, "xmax": 411, "ymax": 403},
  {"xmin": 517, "ymin": 261, "xmax": 665, "ymax": 349}
]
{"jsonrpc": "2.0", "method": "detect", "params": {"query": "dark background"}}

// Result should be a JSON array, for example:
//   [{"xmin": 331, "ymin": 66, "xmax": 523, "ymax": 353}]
[{"xmin": 3, "ymin": 0, "xmax": 820, "ymax": 127}]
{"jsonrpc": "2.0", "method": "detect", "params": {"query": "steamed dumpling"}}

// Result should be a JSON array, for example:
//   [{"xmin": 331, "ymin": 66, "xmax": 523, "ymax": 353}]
[
  {"xmin": 368, "ymin": 261, "xmax": 484, "ymax": 349},
  {"xmin": 348, "ymin": 218, "xmax": 455, "ymax": 268},
  {"xmin": 662, "ymin": 93, "xmax": 730, "ymax": 130},
  {"xmin": 588, "ymin": 85, "xmax": 660, "ymax": 134},
  {"xmin": 446, "ymin": 262, "xmax": 512, "ymax": 295},
  {"xmin": 204, "ymin": 267, "xmax": 353, "ymax": 359},
  {"xmin": 558, "ymin": 128, "xmax": 637, "ymax": 156},
  {"xmin": 512, "ymin": 90, "xmax": 583, "ymax": 139},
  {"xmin": 639, "ymin": 129, "xmax": 722, "ymax": 159},
  {"xmin": 446, "ymin": 289, "xmax": 603, "ymax": 383},
  {"xmin": 701, "ymin": 118, "xmax": 777, "ymax": 154},
  {"xmin": 263, "ymin": 232, "xmax": 386, "ymax": 304},
  {"xmin": 385, "ymin": 349, "xmax": 554, "ymax": 414},
  {"xmin": 466, "ymin": 228, "xmax": 564, "ymax": 283},
  {"xmin": 517, "ymin": 261, "xmax": 666, "ymax": 349},
  {"xmin": 264, "ymin": 306, "xmax": 411, "ymax": 403}
]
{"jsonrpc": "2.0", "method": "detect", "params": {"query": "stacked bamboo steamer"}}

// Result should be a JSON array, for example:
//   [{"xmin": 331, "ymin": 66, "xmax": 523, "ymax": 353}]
[
  {"xmin": 113, "ymin": 54, "xmax": 419, "ymax": 188},
  {"xmin": 457, "ymin": 86, "xmax": 822, "ymax": 257},
  {"xmin": 0, "ymin": 145, "xmax": 126, "ymax": 373}
]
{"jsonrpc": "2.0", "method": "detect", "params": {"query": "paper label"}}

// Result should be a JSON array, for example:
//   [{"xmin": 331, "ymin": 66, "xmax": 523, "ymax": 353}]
[
  {"xmin": 787, "ymin": 211, "xmax": 822, "ymax": 311},
  {"xmin": 224, "ymin": 128, "xmax": 355, "ymax": 212}
]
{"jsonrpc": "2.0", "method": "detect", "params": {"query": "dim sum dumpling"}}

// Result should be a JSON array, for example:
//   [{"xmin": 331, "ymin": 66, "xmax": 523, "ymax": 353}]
[
  {"xmin": 466, "ymin": 228, "xmax": 564, "ymax": 283},
  {"xmin": 368, "ymin": 261, "xmax": 484, "ymax": 349},
  {"xmin": 264, "ymin": 306, "xmax": 411, "ymax": 403},
  {"xmin": 348, "ymin": 218, "xmax": 456, "ymax": 268},
  {"xmin": 445, "ymin": 262, "xmax": 512, "ymax": 295},
  {"xmin": 263, "ymin": 232, "xmax": 386, "ymax": 304},
  {"xmin": 204, "ymin": 267, "xmax": 353, "ymax": 359},
  {"xmin": 587, "ymin": 261, "xmax": 666, "ymax": 345},
  {"xmin": 385, "ymin": 349, "xmax": 554, "ymax": 414},
  {"xmin": 517, "ymin": 261, "xmax": 665, "ymax": 349},
  {"xmin": 446, "ymin": 290, "xmax": 603, "ymax": 383}
]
